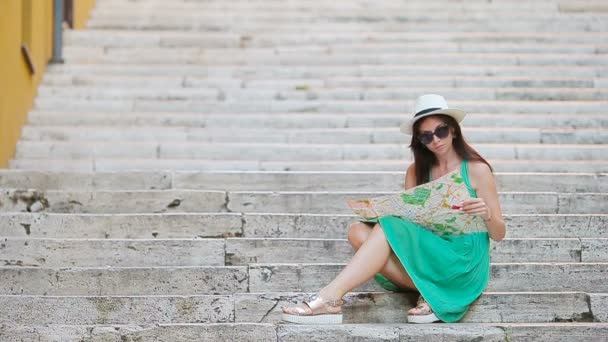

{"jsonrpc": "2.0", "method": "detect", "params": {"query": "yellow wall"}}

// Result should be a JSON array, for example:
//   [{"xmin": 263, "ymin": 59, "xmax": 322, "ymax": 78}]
[
  {"xmin": 0, "ymin": 0, "xmax": 95, "ymax": 167},
  {"xmin": 73, "ymin": 0, "xmax": 97, "ymax": 29}
]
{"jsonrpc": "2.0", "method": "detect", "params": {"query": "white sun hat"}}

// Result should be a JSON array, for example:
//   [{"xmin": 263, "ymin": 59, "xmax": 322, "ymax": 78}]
[{"xmin": 400, "ymin": 94, "xmax": 466, "ymax": 135}]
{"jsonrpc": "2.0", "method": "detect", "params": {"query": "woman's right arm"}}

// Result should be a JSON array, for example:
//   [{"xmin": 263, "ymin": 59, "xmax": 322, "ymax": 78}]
[{"xmin": 404, "ymin": 163, "xmax": 416, "ymax": 190}]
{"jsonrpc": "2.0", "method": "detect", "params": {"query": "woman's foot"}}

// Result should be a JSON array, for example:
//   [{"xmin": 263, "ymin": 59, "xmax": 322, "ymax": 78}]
[
  {"xmin": 281, "ymin": 293, "xmax": 344, "ymax": 325},
  {"xmin": 407, "ymin": 296, "xmax": 441, "ymax": 324}
]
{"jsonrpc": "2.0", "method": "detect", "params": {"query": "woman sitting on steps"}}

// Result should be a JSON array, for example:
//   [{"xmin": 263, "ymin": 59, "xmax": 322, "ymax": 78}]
[{"xmin": 281, "ymin": 94, "xmax": 506, "ymax": 324}]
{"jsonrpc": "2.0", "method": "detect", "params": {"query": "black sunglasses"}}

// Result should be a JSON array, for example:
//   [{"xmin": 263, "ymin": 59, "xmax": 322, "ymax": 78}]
[{"xmin": 418, "ymin": 124, "xmax": 450, "ymax": 145}]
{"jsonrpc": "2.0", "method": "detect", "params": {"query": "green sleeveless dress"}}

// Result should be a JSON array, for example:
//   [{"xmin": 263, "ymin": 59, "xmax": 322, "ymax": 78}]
[{"xmin": 371, "ymin": 159, "xmax": 490, "ymax": 323}]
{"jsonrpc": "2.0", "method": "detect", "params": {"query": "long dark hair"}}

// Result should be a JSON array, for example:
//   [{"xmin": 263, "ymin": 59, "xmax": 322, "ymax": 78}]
[{"xmin": 410, "ymin": 114, "xmax": 493, "ymax": 185}]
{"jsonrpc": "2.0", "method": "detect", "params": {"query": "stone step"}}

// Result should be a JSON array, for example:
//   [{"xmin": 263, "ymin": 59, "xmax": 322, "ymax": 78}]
[
  {"xmin": 0, "ymin": 323, "xmax": 277, "ymax": 341},
  {"xmin": 60, "ymin": 50, "xmax": 608, "ymax": 66},
  {"xmin": 86, "ymin": 19, "xmax": 608, "ymax": 32},
  {"xmin": 90, "ymin": 10, "xmax": 596, "ymax": 20},
  {"xmin": 45, "ymin": 64, "xmax": 608, "ymax": 78},
  {"xmin": 0, "ymin": 236, "xmax": 603, "ymax": 266},
  {"xmin": 2, "ymin": 263, "xmax": 604, "ymax": 296},
  {"xmin": 246, "ymin": 262, "xmax": 608, "ymax": 293},
  {"xmin": 2, "ymin": 170, "xmax": 605, "ymax": 192},
  {"xmin": 225, "ymin": 237, "xmax": 606, "ymax": 264},
  {"xmin": 31, "ymin": 99, "xmax": 608, "ymax": 113},
  {"xmin": 62, "ymin": 42, "xmax": 608, "ymax": 55},
  {"xmin": 1, "ymin": 213, "xmax": 605, "ymax": 239},
  {"xmin": 235, "ymin": 292, "xmax": 603, "ymax": 324},
  {"xmin": 19, "ymin": 126, "xmax": 608, "ymax": 145},
  {"xmin": 14, "ymin": 142, "xmax": 608, "ymax": 161},
  {"xmin": 0, "ymin": 189, "xmax": 605, "ymax": 214},
  {"xmin": 26, "ymin": 111, "xmax": 608, "ymax": 129},
  {"xmin": 35, "ymin": 86, "xmax": 608, "ymax": 102},
  {"xmin": 0, "ymin": 238, "xmax": 225, "ymax": 267},
  {"xmin": 0, "ymin": 266, "xmax": 249, "ymax": 295},
  {"xmin": 2, "ymin": 322, "xmax": 608, "ymax": 341},
  {"xmin": 64, "ymin": 30, "xmax": 608, "ymax": 48},
  {"xmin": 10, "ymin": 158, "xmax": 608, "ymax": 173},
  {"xmin": 91, "ymin": 4, "xmax": 564, "ymax": 13},
  {"xmin": 41, "ymin": 74, "xmax": 604, "ymax": 89},
  {"xmin": 0, "ymin": 292, "xmax": 601, "ymax": 324}
]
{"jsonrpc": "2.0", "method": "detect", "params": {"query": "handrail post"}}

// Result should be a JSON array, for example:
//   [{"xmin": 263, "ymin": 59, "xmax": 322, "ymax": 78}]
[{"xmin": 51, "ymin": 0, "xmax": 64, "ymax": 64}]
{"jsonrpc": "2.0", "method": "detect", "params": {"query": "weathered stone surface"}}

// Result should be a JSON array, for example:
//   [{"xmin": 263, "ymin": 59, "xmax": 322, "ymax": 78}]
[
  {"xmin": 226, "ymin": 238, "xmax": 582, "ymax": 264},
  {"xmin": 0, "ymin": 295, "xmax": 234, "ymax": 324},
  {"xmin": 0, "ymin": 189, "xmax": 226, "ymax": 213},
  {"xmin": 0, "ymin": 323, "xmax": 278, "ymax": 341},
  {"xmin": 0, "ymin": 170, "xmax": 170, "ymax": 190},
  {"xmin": 503, "ymin": 323, "xmax": 608, "ymax": 341},
  {"xmin": 581, "ymin": 239, "xmax": 608, "ymax": 262},
  {"xmin": 235, "ymin": 292, "xmax": 591, "ymax": 323},
  {"xmin": 242, "ymin": 213, "xmax": 354, "ymax": 238},
  {"xmin": 0, "ymin": 212, "xmax": 243, "ymax": 238},
  {"xmin": 0, "ymin": 266, "xmax": 247, "ymax": 295},
  {"xmin": 248, "ymin": 263, "xmax": 608, "ymax": 293},
  {"xmin": 0, "ymin": 238, "xmax": 225, "ymax": 267},
  {"xmin": 10, "ymin": 157, "xmax": 608, "ymax": 173},
  {"xmin": 277, "ymin": 324, "xmax": 401, "ymax": 341},
  {"xmin": 228, "ymin": 191, "xmax": 564, "ymax": 214},
  {"xmin": 397, "ymin": 324, "xmax": 505, "ymax": 341},
  {"xmin": 589, "ymin": 294, "xmax": 608, "ymax": 322}
]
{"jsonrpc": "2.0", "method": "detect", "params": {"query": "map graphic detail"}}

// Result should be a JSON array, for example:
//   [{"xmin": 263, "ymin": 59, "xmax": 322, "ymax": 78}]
[{"xmin": 347, "ymin": 170, "xmax": 487, "ymax": 236}]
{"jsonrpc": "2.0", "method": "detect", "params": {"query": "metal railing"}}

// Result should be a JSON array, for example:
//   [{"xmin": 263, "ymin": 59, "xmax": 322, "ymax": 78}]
[{"xmin": 51, "ymin": 0, "xmax": 64, "ymax": 64}]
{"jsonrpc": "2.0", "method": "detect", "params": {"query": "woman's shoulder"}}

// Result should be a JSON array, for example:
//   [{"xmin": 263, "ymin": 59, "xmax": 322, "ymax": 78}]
[{"xmin": 466, "ymin": 160, "xmax": 494, "ymax": 180}]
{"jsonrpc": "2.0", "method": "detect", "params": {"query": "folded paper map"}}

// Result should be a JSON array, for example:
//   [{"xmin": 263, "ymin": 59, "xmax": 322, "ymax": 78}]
[{"xmin": 347, "ymin": 170, "xmax": 487, "ymax": 236}]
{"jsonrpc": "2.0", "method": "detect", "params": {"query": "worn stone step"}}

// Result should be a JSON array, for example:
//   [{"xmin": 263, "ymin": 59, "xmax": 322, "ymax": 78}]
[
  {"xmin": 247, "ymin": 262, "xmax": 608, "ymax": 293},
  {"xmin": 0, "ymin": 213, "xmax": 244, "ymax": 239},
  {"xmin": 46, "ymin": 64, "xmax": 608, "ymax": 78},
  {"xmin": 14, "ymin": 141, "xmax": 608, "ymax": 161},
  {"xmin": 235, "ymin": 291, "xmax": 599, "ymax": 323},
  {"xmin": 62, "ymin": 42, "xmax": 608, "ymax": 56},
  {"xmin": 225, "ymin": 237, "xmax": 605, "ymax": 264},
  {"xmin": 41, "ymin": 74, "xmax": 604, "ymax": 89},
  {"xmin": 0, "ymin": 295, "xmax": 234, "ymax": 324},
  {"xmin": 1, "ymin": 262, "xmax": 606, "ymax": 296},
  {"xmin": 26, "ymin": 111, "xmax": 608, "ymax": 129},
  {"xmin": 35, "ymin": 86, "xmax": 608, "ymax": 102},
  {"xmin": 6, "ymin": 158, "xmax": 608, "ymax": 174},
  {"xmin": 86, "ymin": 19, "xmax": 608, "ymax": 32},
  {"xmin": 225, "ymin": 191, "xmax": 607, "ymax": 214},
  {"xmin": 61, "ymin": 50, "xmax": 608, "ymax": 66},
  {"xmin": 0, "ymin": 238, "xmax": 225, "ymax": 267},
  {"xmin": 0, "ymin": 292, "xmax": 600, "ymax": 324},
  {"xmin": 64, "ymin": 30, "xmax": 608, "ymax": 48},
  {"xmin": 0, "ymin": 188, "xmax": 227, "ymax": 214},
  {"xmin": 0, "ymin": 266, "xmax": 248, "ymax": 295},
  {"xmin": 0, "ymin": 323, "xmax": 277, "ymax": 341},
  {"xmin": 10, "ymin": 158, "xmax": 608, "ymax": 173},
  {"xmin": 0, "ymin": 236, "xmax": 603, "ymax": 267},
  {"xmin": 2, "ymin": 323, "xmax": 608, "ymax": 341},
  {"xmin": 2, "ymin": 170, "xmax": 605, "ymax": 192},
  {"xmin": 275, "ymin": 323, "xmax": 608, "ymax": 342},
  {"xmin": 19, "ymin": 126, "xmax": 608, "ymax": 145},
  {"xmin": 0, "ymin": 189, "xmax": 605, "ymax": 214},
  {"xmin": 31, "ymin": 99, "xmax": 608, "ymax": 113},
  {"xmin": 0, "ymin": 213, "xmax": 605, "ymax": 239}
]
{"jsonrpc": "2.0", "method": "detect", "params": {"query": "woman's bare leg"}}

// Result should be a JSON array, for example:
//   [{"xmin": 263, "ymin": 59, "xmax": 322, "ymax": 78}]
[
  {"xmin": 347, "ymin": 222, "xmax": 417, "ymax": 291},
  {"xmin": 318, "ymin": 223, "xmax": 409, "ymax": 300}
]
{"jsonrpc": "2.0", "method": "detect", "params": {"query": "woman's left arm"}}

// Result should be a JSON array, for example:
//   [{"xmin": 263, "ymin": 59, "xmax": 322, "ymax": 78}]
[{"xmin": 462, "ymin": 162, "xmax": 506, "ymax": 242}]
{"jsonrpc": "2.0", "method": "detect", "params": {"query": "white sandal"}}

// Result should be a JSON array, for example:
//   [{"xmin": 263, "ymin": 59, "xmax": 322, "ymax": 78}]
[
  {"xmin": 281, "ymin": 293, "xmax": 344, "ymax": 325},
  {"xmin": 407, "ymin": 296, "xmax": 441, "ymax": 324}
]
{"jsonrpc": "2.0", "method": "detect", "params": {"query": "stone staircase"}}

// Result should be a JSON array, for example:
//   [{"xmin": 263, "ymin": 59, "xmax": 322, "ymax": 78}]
[{"xmin": 1, "ymin": 0, "xmax": 608, "ymax": 340}]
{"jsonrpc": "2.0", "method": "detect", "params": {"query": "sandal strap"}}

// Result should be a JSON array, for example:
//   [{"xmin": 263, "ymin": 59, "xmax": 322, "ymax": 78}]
[{"xmin": 304, "ymin": 293, "xmax": 344, "ymax": 307}]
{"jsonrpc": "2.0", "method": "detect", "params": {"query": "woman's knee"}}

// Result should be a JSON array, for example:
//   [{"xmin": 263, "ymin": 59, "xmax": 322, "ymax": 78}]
[{"xmin": 347, "ymin": 222, "xmax": 372, "ymax": 249}]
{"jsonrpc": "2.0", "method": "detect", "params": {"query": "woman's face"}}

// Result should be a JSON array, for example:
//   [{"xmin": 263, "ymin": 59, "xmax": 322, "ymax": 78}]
[{"xmin": 417, "ymin": 116, "xmax": 454, "ymax": 155}]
